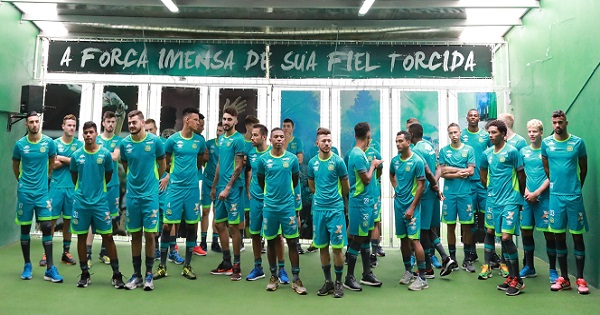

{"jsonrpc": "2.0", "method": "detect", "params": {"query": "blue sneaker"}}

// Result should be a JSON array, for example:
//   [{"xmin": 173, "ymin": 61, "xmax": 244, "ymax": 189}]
[
  {"xmin": 549, "ymin": 269, "xmax": 559, "ymax": 284},
  {"xmin": 154, "ymin": 249, "xmax": 161, "ymax": 261},
  {"xmin": 431, "ymin": 255, "xmax": 442, "ymax": 269},
  {"xmin": 43, "ymin": 266, "xmax": 64, "ymax": 283},
  {"xmin": 168, "ymin": 250, "xmax": 185, "ymax": 265},
  {"xmin": 279, "ymin": 268, "xmax": 290, "ymax": 284},
  {"xmin": 246, "ymin": 266, "xmax": 265, "ymax": 281},
  {"xmin": 519, "ymin": 265, "xmax": 537, "ymax": 278},
  {"xmin": 21, "ymin": 262, "xmax": 33, "ymax": 280}
]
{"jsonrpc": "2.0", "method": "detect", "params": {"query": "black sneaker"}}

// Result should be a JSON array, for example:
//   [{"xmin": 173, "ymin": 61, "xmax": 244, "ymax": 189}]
[
  {"xmin": 317, "ymin": 280, "xmax": 334, "ymax": 296},
  {"xmin": 211, "ymin": 242, "xmax": 222, "ymax": 253},
  {"xmin": 297, "ymin": 243, "xmax": 304, "ymax": 254},
  {"xmin": 343, "ymin": 275, "xmax": 362, "ymax": 291},
  {"xmin": 471, "ymin": 252, "xmax": 479, "ymax": 262},
  {"xmin": 360, "ymin": 271, "xmax": 382, "ymax": 287},
  {"xmin": 333, "ymin": 281, "xmax": 344, "ymax": 298},
  {"xmin": 376, "ymin": 247, "xmax": 386, "ymax": 257},
  {"xmin": 462, "ymin": 260, "xmax": 476, "ymax": 273},
  {"xmin": 491, "ymin": 253, "xmax": 501, "ymax": 269},
  {"xmin": 77, "ymin": 272, "xmax": 91, "ymax": 288},
  {"xmin": 112, "ymin": 272, "xmax": 125, "ymax": 289},
  {"xmin": 369, "ymin": 253, "xmax": 378, "ymax": 268},
  {"xmin": 506, "ymin": 277, "xmax": 525, "ymax": 296},
  {"xmin": 424, "ymin": 269, "xmax": 435, "ymax": 279},
  {"xmin": 210, "ymin": 261, "xmax": 233, "ymax": 275},
  {"xmin": 440, "ymin": 257, "xmax": 455, "ymax": 277},
  {"xmin": 306, "ymin": 245, "xmax": 318, "ymax": 253},
  {"xmin": 497, "ymin": 276, "xmax": 513, "ymax": 291}
]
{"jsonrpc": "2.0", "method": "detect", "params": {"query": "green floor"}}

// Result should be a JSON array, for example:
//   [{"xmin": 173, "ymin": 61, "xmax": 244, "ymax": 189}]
[{"xmin": 2, "ymin": 238, "xmax": 599, "ymax": 315}]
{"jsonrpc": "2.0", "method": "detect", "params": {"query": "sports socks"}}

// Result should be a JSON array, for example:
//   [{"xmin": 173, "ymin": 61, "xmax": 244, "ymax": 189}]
[
  {"xmin": 574, "ymin": 239, "xmax": 585, "ymax": 279},
  {"xmin": 522, "ymin": 234, "xmax": 535, "ymax": 269},
  {"xmin": 20, "ymin": 233, "xmax": 31, "ymax": 264},
  {"xmin": 322, "ymin": 264, "xmax": 332, "ymax": 281},
  {"xmin": 556, "ymin": 238, "xmax": 568, "ymax": 278}
]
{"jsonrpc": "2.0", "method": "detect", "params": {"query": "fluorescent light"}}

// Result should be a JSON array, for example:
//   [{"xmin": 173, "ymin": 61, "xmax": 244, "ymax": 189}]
[
  {"xmin": 35, "ymin": 21, "xmax": 69, "ymax": 36},
  {"xmin": 358, "ymin": 0, "xmax": 375, "ymax": 16},
  {"xmin": 161, "ymin": 0, "xmax": 179, "ymax": 13}
]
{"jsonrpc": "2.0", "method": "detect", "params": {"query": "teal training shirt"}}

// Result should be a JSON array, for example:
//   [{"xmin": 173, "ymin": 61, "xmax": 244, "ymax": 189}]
[
  {"xmin": 96, "ymin": 134, "xmax": 122, "ymax": 187},
  {"xmin": 439, "ymin": 144, "xmax": 476, "ymax": 195},
  {"xmin": 286, "ymin": 137, "xmax": 304, "ymax": 156},
  {"xmin": 248, "ymin": 145, "xmax": 271, "ymax": 200},
  {"xmin": 257, "ymin": 151, "xmax": 299, "ymax": 208},
  {"xmin": 120, "ymin": 133, "xmax": 165, "ymax": 198},
  {"xmin": 480, "ymin": 144, "xmax": 523, "ymax": 206},
  {"xmin": 346, "ymin": 147, "xmax": 374, "ymax": 208},
  {"xmin": 202, "ymin": 138, "xmax": 219, "ymax": 185},
  {"xmin": 307, "ymin": 153, "xmax": 348, "ymax": 210},
  {"xmin": 461, "ymin": 128, "xmax": 491, "ymax": 181},
  {"xmin": 309, "ymin": 145, "xmax": 339, "ymax": 160},
  {"xmin": 196, "ymin": 134, "xmax": 206, "ymax": 181},
  {"xmin": 52, "ymin": 137, "xmax": 83, "ymax": 189},
  {"xmin": 217, "ymin": 131, "xmax": 246, "ymax": 188},
  {"xmin": 390, "ymin": 153, "xmax": 426, "ymax": 205},
  {"xmin": 165, "ymin": 131, "xmax": 206, "ymax": 189},
  {"xmin": 365, "ymin": 146, "xmax": 383, "ymax": 202},
  {"xmin": 412, "ymin": 140, "xmax": 437, "ymax": 198},
  {"xmin": 520, "ymin": 145, "xmax": 548, "ymax": 196},
  {"xmin": 70, "ymin": 146, "xmax": 113, "ymax": 207},
  {"xmin": 541, "ymin": 134, "xmax": 586, "ymax": 196},
  {"xmin": 12, "ymin": 135, "xmax": 57, "ymax": 193},
  {"xmin": 507, "ymin": 133, "xmax": 527, "ymax": 151},
  {"xmin": 481, "ymin": 147, "xmax": 495, "ymax": 203}
]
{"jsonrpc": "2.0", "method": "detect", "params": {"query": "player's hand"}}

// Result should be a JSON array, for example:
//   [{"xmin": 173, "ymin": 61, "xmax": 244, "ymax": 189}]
[
  {"xmin": 436, "ymin": 189, "xmax": 445, "ymax": 201},
  {"xmin": 247, "ymin": 190, "xmax": 252, "ymax": 200},
  {"xmin": 371, "ymin": 158, "xmax": 383, "ymax": 168},
  {"xmin": 404, "ymin": 208, "xmax": 415, "ymax": 220},
  {"xmin": 210, "ymin": 187, "xmax": 216, "ymax": 201},
  {"xmin": 159, "ymin": 174, "xmax": 169, "ymax": 192},
  {"xmin": 223, "ymin": 96, "xmax": 247, "ymax": 114},
  {"xmin": 218, "ymin": 187, "xmax": 230, "ymax": 200}
]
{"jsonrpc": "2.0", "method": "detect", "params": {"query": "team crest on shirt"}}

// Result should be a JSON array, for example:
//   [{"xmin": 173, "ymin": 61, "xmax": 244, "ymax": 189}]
[
  {"xmin": 567, "ymin": 146, "xmax": 573, "ymax": 152},
  {"xmin": 499, "ymin": 156, "xmax": 506, "ymax": 163},
  {"xmin": 144, "ymin": 145, "xmax": 151, "ymax": 152},
  {"xmin": 40, "ymin": 147, "xmax": 46, "ymax": 153},
  {"xmin": 405, "ymin": 166, "xmax": 411, "ymax": 172},
  {"xmin": 71, "ymin": 145, "xmax": 77, "ymax": 151},
  {"xmin": 110, "ymin": 143, "xmax": 116, "ymax": 148},
  {"xmin": 479, "ymin": 137, "xmax": 484, "ymax": 143},
  {"xmin": 96, "ymin": 158, "xmax": 103, "ymax": 164},
  {"xmin": 192, "ymin": 143, "xmax": 198, "ymax": 149},
  {"xmin": 283, "ymin": 161, "xmax": 289, "ymax": 168},
  {"xmin": 328, "ymin": 164, "xmax": 335, "ymax": 171},
  {"xmin": 461, "ymin": 151, "xmax": 468, "ymax": 158},
  {"xmin": 368, "ymin": 156, "xmax": 373, "ymax": 161},
  {"xmin": 226, "ymin": 142, "xmax": 231, "ymax": 147}
]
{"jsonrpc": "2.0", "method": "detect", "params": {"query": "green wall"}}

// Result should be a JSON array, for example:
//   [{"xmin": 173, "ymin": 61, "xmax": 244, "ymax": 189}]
[
  {"xmin": 0, "ymin": 4, "xmax": 39, "ymax": 247},
  {"xmin": 499, "ymin": 0, "xmax": 600, "ymax": 286}
]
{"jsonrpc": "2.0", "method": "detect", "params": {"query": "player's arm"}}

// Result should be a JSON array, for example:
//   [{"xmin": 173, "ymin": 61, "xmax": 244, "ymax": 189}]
[
  {"xmin": 157, "ymin": 156, "xmax": 166, "ymax": 179},
  {"xmin": 225, "ymin": 155, "xmax": 245, "ymax": 190},
  {"xmin": 197, "ymin": 148, "xmax": 207, "ymax": 170},
  {"xmin": 358, "ymin": 159, "xmax": 382, "ymax": 186},
  {"xmin": 53, "ymin": 155, "xmax": 70, "ymax": 169},
  {"xmin": 307, "ymin": 178, "xmax": 315, "ymax": 194},
  {"xmin": 71, "ymin": 171, "xmax": 78, "ymax": 185},
  {"xmin": 111, "ymin": 147, "xmax": 120, "ymax": 162},
  {"xmin": 480, "ymin": 167, "xmax": 488, "ymax": 188},
  {"xmin": 48, "ymin": 155, "xmax": 56, "ymax": 177},
  {"xmin": 105, "ymin": 170, "xmax": 113, "ymax": 184},
  {"xmin": 340, "ymin": 177, "xmax": 350, "ymax": 197},
  {"xmin": 389, "ymin": 171, "xmax": 398, "ymax": 190},
  {"xmin": 541, "ymin": 156, "xmax": 549, "ymax": 179},
  {"xmin": 12, "ymin": 159, "xmax": 20, "ymax": 181},
  {"xmin": 579, "ymin": 156, "xmax": 587, "ymax": 188},
  {"xmin": 406, "ymin": 179, "xmax": 426, "ymax": 219},
  {"xmin": 258, "ymin": 173, "xmax": 265, "ymax": 191},
  {"xmin": 292, "ymin": 172, "xmax": 299, "ymax": 188},
  {"xmin": 210, "ymin": 161, "xmax": 220, "ymax": 200},
  {"xmin": 296, "ymin": 152, "xmax": 304, "ymax": 165},
  {"xmin": 245, "ymin": 163, "xmax": 252, "ymax": 199},
  {"xmin": 517, "ymin": 168, "xmax": 526, "ymax": 196},
  {"xmin": 121, "ymin": 160, "xmax": 128, "ymax": 173}
]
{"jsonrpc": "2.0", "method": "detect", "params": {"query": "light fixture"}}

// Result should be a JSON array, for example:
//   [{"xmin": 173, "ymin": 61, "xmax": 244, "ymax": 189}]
[
  {"xmin": 161, "ymin": 0, "xmax": 179, "ymax": 13},
  {"xmin": 358, "ymin": 0, "xmax": 375, "ymax": 16}
]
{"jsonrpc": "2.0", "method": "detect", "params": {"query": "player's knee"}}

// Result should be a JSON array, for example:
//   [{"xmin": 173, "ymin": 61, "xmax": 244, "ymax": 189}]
[{"xmin": 39, "ymin": 221, "xmax": 52, "ymax": 235}]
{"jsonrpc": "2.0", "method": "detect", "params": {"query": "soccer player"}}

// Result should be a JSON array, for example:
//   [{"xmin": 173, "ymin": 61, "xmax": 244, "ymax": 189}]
[
  {"xmin": 307, "ymin": 128, "xmax": 350, "ymax": 298},
  {"xmin": 241, "ymin": 115, "xmax": 260, "ymax": 252},
  {"xmin": 70, "ymin": 121, "xmax": 125, "ymax": 288},
  {"xmin": 365, "ymin": 142, "xmax": 383, "ymax": 268},
  {"xmin": 343, "ymin": 122, "xmax": 383, "ymax": 292},
  {"xmin": 542, "ymin": 110, "xmax": 589, "ymax": 294},
  {"xmin": 12, "ymin": 111, "xmax": 63, "ymax": 283},
  {"xmin": 498, "ymin": 113, "xmax": 527, "ymax": 151},
  {"xmin": 480, "ymin": 119, "xmax": 526, "ymax": 296},
  {"xmin": 439, "ymin": 123, "xmax": 476, "ymax": 272},
  {"xmin": 519, "ymin": 119, "xmax": 555, "ymax": 281},
  {"xmin": 282, "ymin": 118, "xmax": 305, "ymax": 254},
  {"xmin": 391, "ymin": 131, "xmax": 428, "ymax": 291},
  {"xmin": 200, "ymin": 123, "xmax": 224, "ymax": 253},
  {"xmin": 210, "ymin": 107, "xmax": 246, "ymax": 280},
  {"xmin": 120, "ymin": 110, "xmax": 166, "ymax": 291},
  {"xmin": 154, "ymin": 108, "xmax": 206, "ymax": 281},
  {"xmin": 46, "ymin": 114, "xmax": 82, "ymax": 267},
  {"xmin": 257, "ymin": 127, "xmax": 306, "ymax": 295}
]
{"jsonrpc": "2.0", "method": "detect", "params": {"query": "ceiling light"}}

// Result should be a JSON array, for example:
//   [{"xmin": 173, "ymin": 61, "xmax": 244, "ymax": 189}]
[
  {"xmin": 358, "ymin": 0, "xmax": 375, "ymax": 16},
  {"xmin": 161, "ymin": 0, "xmax": 179, "ymax": 13}
]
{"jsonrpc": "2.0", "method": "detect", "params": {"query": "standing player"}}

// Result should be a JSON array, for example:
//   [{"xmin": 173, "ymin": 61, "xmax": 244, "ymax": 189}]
[
  {"xmin": 307, "ymin": 128, "xmax": 350, "ymax": 298},
  {"xmin": 257, "ymin": 128, "xmax": 306, "ymax": 295},
  {"xmin": 365, "ymin": 143, "xmax": 383, "ymax": 268},
  {"xmin": 210, "ymin": 107, "xmax": 246, "ymax": 280},
  {"xmin": 498, "ymin": 113, "xmax": 527, "ymax": 151},
  {"xmin": 542, "ymin": 110, "xmax": 589, "ymax": 294},
  {"xmin": 70, "ymin": 121, "xmax": 125, "ymax": 288},
  {"xmin": 343, "ymin": 122, "xmax": 383, "ymax": 291},
  {"xmin": 46, "ymin": 114, "xmax": 82, "ymax": 267},
  {"xmin": 12, "ymin": 111, "xmax": 62, "ymax": 283},
  {"xmin": 120, "ymin": 110, "xmax": 166, "ymax": 291},
  {"xmin": 439, "ymin": 123, "xmax": 476, "ymax": 272},
  {"xmin": 200, "ymin": 123, "xmax": 224, "ymax": 253},
  {"xmin": 282, "ymin": 118, "xmax": 305, "ymax": 254},
  {"xmin": 154, "ymin": 108, "xmax": 206, "ymax": 280},
  {"xmin": 480, "ymin": 120, "xmax": 526, "ymax": 296},
  {"xmin": 241, "ymin": 115, "xmax": 260, "ymax": 252}
]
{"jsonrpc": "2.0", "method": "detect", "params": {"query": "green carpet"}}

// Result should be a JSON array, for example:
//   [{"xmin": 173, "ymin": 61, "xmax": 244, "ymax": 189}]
[{"xmin": 1, "ymin": 238, "xmax": 599, "ymax": 315}]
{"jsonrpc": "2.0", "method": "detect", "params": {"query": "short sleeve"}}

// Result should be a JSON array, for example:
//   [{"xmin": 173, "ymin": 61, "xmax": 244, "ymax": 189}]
[
  {"xmin": 69, "ymin": 156, "xmax": 77, "ymax": 172},
  {"xmin": 296, "ymin": 138, "xmax": 304, "ymax": 154},
  {"xmin": 257, "ymin": 157, "xmax": 265, "ymax": 176},
  {"xmin": 307, "ymin": 158, "xmax": 315, "ymax": 179},
  {"xmin": 155, "ymin": 137, "xmax": 166, "ymax": 159},
  {"xmin": 119, "ymin": 141, "xmax": 128, "ymax": 162},
  {"xmin": 512, "ymin": 149, "xmax": 524, "ymax": 171},
  {"xmin": 164, "ymin": 137, "xmax": 174, "ymax": 155},
  {"xmin": 467, "ymin": 147, "xmax": 476, "ymax": 166},
  {"xmin": 291, "ymin": 155, "xmax": 300, "ymax": 174},
  {"xmin": 337, "ymin": 157, "xmax": 348, "ymax": 179},
  {"xmin": 48, "ymin": 139, "xmax": 57, "ymax": 157},
  {"xmin": 578, "ymin": 139, "xmax": 587, "ymax": 158},
  {"xmin": 480, "ymin": 153, "xmax": 488, "ymax": 170},
  {"xmin": 416, "ymin": 159, "xmax": 426, "ymax": 180},
  {"xmin": 541, "ymin": 140, "xmax": 548, "ymax": 158},
  {"xmin": 105, "ymin": 151, "xmax": 114, "ymax": 172},
  {"xmin": 12, "ymin": 143, "xmax": 21, "ymax": 161}
]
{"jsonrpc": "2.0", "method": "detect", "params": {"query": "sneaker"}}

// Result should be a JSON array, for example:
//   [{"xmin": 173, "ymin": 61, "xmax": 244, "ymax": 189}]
[
  {"xmin": 408, "ymin": 277, "xmax": 429, "ymax": 291},
  {"xmin": 478, "ymin": 264, "xmax": 493, "ymax": 280},
  {"xmin": 343, "ymin": 275, "xmax": 362, "ymax": 291},
  {"xmin": 550, "ymin": 276, "xmax": 572, "ymax": 291},
  {"xmin": 370, "ymin": 253, "xmax": 378, "ymax": 268},
  {"xmin": 549, "ymin": 269, "xmax": 559, "ymax": 284},
  {"xmin": 431, "ymin": 255, "xmax": 442, "ymax": 269},
  {"xmin": 77, "ymin": 272, "xmax": 91, "ymax": 288},
  {"xmin": 297, "ymin": 243, "xmax": 304, "ymax": 254},
  {"xmin": 99, "ymin": 255, "xmax": 110, "ymax": 265},
  {"xmin": 292, "ymin": 278, "xmax": 307, "ymax": 295},
  {"xmin": 43, "ymin": 266, "xmax": 64, "ymax": 283},
  {"xmin": 317, "ymin": 280, "xmax": 334, "ymax": 296},
  {"xmin": 519, "ymin": 265, "xmax": 537, "ymax": 278},
  {"xmin": 279, "ymin": 268, "xmax": 290, "ymax": 284},
  {"xmin": 182, "ymin": 265, "xmax": 197, "ymax": 280},
  {"xmin": 462, "ymin": 260, "xmax": 476, "ymax": 273},
  {"xmin": 39, "ymin": 253, "xmax": 47, "ymax": 267},
  {"xmin": 167, "ymin": 251, "xmax": 185, "ymax": 265},
  {"xmin": 333, "ymin": 281, "xmax": 344, "ymax": 298},
  {"xmin": 376, "ymin": 247, "xmax": 386, "ymax": 257},
  {"xmin": 231, "ymin": 263, "xmax": 242, "ymax": 281},
  {"xmin": 439, "ymin": 257, "xmax": 455, "ymax": 277},
  {"xmin": 470, "ymin": 252, "xmax": 479, "ymax": 262},
  {"xmin": 124, "ymin": 274, "xmax": 143, "ymax": 290},
  {"xmin": 499, "ymin": 263, "xmax": 510, "ymax": 278},
  {"xmin": 497, "ymin": 276, "xmax": 513, "ymax": 291},
  {"xmin": 490, "ymin": 253, "xmax": 501, "ymax": 269},
  {"xmin": 399, "ymin": 270, "xmax": 415, "ymax": 285},
  {"xmin": 199, "ymin": 242, "xmax": 208, "ymax": 252},
  {"xmin": 423, "ymin": 269, "xmax": 435, "ymax": 279},
  {"xmin": 111, "ymin": 272, "xmax": 125, "ymax": 289},
  {"xmin": 153, "ymin": 264, "xmax": 168, "ymax": 280},
  {"xmin": 86, "ymin": 254, "xmax": 93, "ymax": 269},
  {"xmin": 193, "ymin": 245, "xmax": 207, "ymax": 256},
  {"xmin": 211, "ymin": 242, "xmax": 222, "ymax": 253},
  {"xmin": 210, "ymin": 261, "xmax": 233, "ymax": 275},
  {"xmin": 576, "ymin": 278, "xmax": 590, "ymax": 295},
  {"xmin": 21, "ymin": 262, "xmax": 33, "ymax": 280},
  {"xmin": 153, "ymin": 249, "xmax": 161, "ymax": 261},
  {"xmin": 61, "ymin": 252, "xmax": 77, "ymax": 265},
  {"xmin": 246, "ymin": 266, "xmax": 265, "ymax": 281},
  {"xmin": 143, "ymin": 274, "xmax": 154, "ymax": 291},
  {"xmin": 360, "ymin": 271, "xmax": 383, "ymax": 287},
  {"xmin": 266, "ymin": 275, "xmax": 279, "ymax": 291},
  {"xmin": 506, "ymin": 277, "xmax": 525, "ymax": 296},
  {"xmin": 306, "ymin": 244, "xmax": 318, "ymax": 253}
]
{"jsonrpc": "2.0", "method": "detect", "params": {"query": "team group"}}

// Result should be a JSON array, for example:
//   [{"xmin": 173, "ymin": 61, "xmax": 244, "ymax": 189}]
[{"xmin": 11, "ymin": 105, "xmax": 589, "ymax": 297}]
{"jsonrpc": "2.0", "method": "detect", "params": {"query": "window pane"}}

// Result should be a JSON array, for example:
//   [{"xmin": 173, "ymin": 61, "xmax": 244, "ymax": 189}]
[{"xmin": 42, "ymin": 84, "xmax": 82, "ymax": 138}]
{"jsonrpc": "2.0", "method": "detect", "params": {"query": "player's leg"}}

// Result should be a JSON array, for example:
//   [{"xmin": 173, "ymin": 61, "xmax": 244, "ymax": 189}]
[
  {"xmin": 315, "ymin": 210, "xmax": 333, "ymax": 296},
  {"xmin": 567, "ymin": 194, "xmax": 589, "ymax": 294},
  {"xmin": 36, "ymin": 195, "xmax": 63, "ymax": 282},
  {"xmin": 210, "ymin": 189, "xmax": 233, "ymax": 275},
  {"xmin": 519, "ymin": 201, "xmax": 536, "ymax": 278},
  {"xmin": 263, "ymin": 210, "xmax": 280, "ymax": 291},
  {"xmin": 246, "ymin": 197, "xmax": 265, "ymax": 281}
]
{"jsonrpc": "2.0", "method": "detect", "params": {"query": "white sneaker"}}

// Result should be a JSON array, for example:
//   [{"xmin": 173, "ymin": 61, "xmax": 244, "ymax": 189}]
[
  {"xmin": 408, "ymin": 277, "xmax": 428, "ymax": 291},
  {"xmin": 399, "ymin": 270, "xmax": 415, "ymax": 285},
  {"xmin": 143, "ymin": 274, "xmax": 154, "ymax": 291},
  {"xmin": 124, "ymin": 274, "xmax": 143, "ymax": 290}
]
